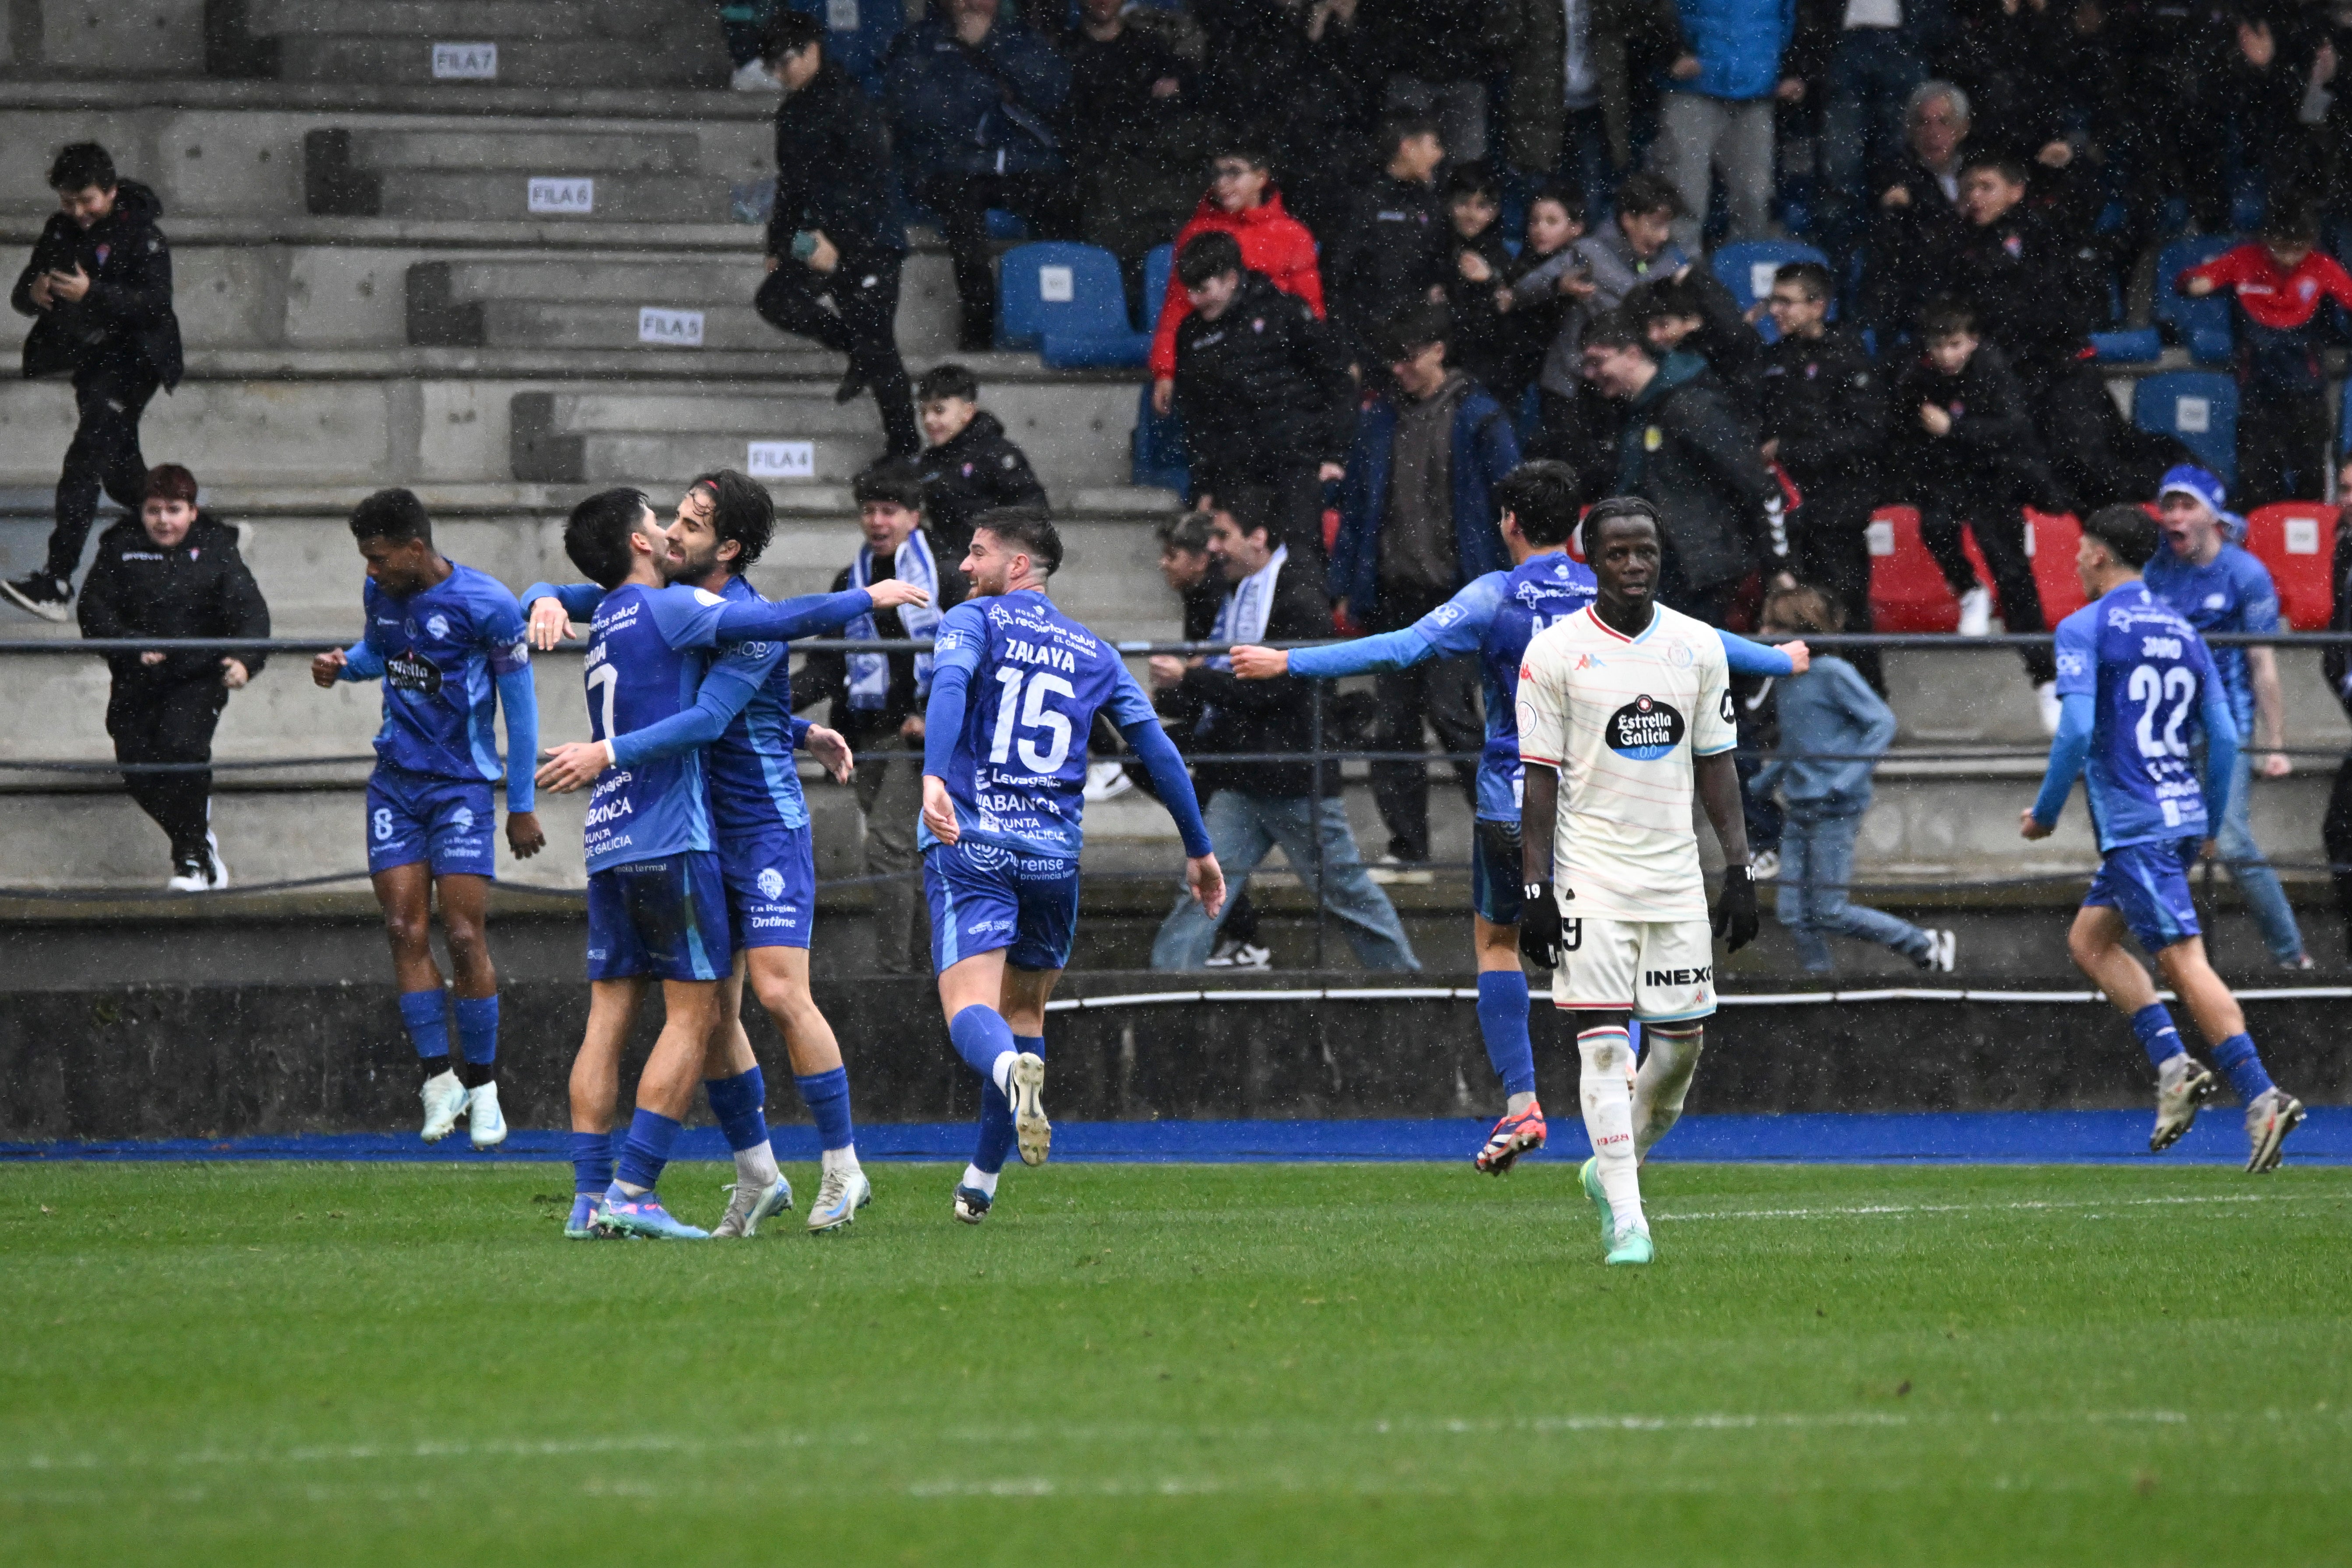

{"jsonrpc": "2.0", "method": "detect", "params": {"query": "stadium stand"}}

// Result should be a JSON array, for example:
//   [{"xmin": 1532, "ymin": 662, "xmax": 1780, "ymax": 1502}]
[
  {"xmin": 2151, "ymin": 235, "xmax": 2238, "ymax": 365},
  {"xmin": 2242, "ymin": 501, "xmax": 2339, "ymax": 631},
  {"xmin": 2134, "ymin": 371, "xmax": 2241, "ymax": 486}
]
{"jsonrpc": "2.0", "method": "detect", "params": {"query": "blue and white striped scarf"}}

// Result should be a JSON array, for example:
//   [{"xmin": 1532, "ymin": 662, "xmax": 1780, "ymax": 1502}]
[
  {"xmin": 847, "ymin": 529, "xmax": 941, "ymax": 709},
  {"xmin": 1205, "ymin": 544, "xmax": 1285, "ymax": 672}
]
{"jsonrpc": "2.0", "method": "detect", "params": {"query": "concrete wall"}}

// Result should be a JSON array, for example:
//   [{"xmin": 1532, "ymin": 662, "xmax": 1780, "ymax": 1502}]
[{"xmin": 18, "ymin": 0, "xmax": 208, "ymax": 77}]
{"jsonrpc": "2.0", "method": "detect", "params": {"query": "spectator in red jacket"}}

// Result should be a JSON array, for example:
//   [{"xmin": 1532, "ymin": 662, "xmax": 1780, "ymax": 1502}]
[
  {"xmin": 1148, "ymin": 137, "xmax": 1324, "ymax": 411},
  {"xmin": 2176, "ymin": 201, "xmax": 2352, "ymax": 507}
]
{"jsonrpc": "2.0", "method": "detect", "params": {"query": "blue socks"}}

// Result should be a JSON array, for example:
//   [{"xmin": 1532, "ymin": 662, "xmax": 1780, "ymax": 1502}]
[
  {"xmin": 949, "ymin": 1004, "xmax": 1016, "ymax": 1081},
  {"xmin": 570, "ymin": 1130, "xmax": 614, "ymax": 1196},
  {"xmin": 615, "ymin": 1108, "xmax": 683, "ymax": 1191},
  {"xmin": 974, "ymin": 1035, "xmax": 1043, "ymax": 1176},
  {"xmin": 397, "ymin": 989, "xmax": 450, "ymax": 1065},
  {"xmin": 453, "ymin": 994, "xmax": 499, "ymax": 1066},
  {"xmin": 2209, "ymin": 1032, "xmax": 2275, "ymax": 1103},
  {"xmin": 703, "ymin": 1067, "xmax": 769, "ymax": 1154},
  {"xmin": 1475, "ymin": 971, "xmax": 1537, "ymax": 1098},
  {"xmin": 2130, "ymin": 1003, "xmax": 2186, "ymax": 1070},
  {"xmin": 795, "ymin": 1067, "xmax": 854, "ymax": 1152}
]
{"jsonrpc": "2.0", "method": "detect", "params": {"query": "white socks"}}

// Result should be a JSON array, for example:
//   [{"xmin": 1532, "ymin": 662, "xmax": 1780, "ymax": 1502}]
[
  {"xmin": 1506, "ymin": 1090, "xmax": 1538, "ymax": 1117},
  {"xmin": 822, "ymin": 1144, "xmax": 862, "ymax": 1177},
  {"xmin": 1633, "ymin": 1028, "xmax": 1703, "ymax": 1161},
  {"xmin": 990, "ymin": 1051, "xmax": 1017, "ymax": 1096},
  {"xmin": 1579, "ymin": 1027, "xmax": 1646, "ymax": 1237},
  {"xmin": 735, "ymin": 1140, "xmax": 780, "ymax": 1190},
  {"xmin": 961, "ymin": 1162, "xmax": 999, "ymax": 1198}
]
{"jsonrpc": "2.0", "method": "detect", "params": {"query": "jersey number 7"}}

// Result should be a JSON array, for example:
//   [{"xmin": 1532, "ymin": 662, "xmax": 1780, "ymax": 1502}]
[{"xmin": 990, "ymin": 668, "xmax": 1075, "ymax": 773}]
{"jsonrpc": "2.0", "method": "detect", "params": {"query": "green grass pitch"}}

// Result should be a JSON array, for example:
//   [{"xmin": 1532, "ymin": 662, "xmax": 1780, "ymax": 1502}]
[{"xmin": 4, "ymin": 1159, "xmax": 2348, "ymax": 1565}]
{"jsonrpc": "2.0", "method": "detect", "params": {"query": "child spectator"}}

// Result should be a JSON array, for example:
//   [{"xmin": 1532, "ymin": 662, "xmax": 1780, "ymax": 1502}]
[
  {"xmin": 1326, "ymin": 115, "xmax": 1449, "ymax": 359},
  {"xmin": 2174, "ymin": 201, "xmax": 2352, "ymax": 508},
  {"xmin": 1490, "ymin": 184, "xmax": 1590, "ymax": 410},
  {"xmin": 1148, "ymin": 138, "xmax": 1325, "ymax": 415},
  {"xmin": 1439, "ymin": 163, "xmax": 1515, "ymax": 399},
  {"xmin": 1888, "ymin": 300, "xmax": 2059, "ymax": 730},
  {"xmin": 1752, "ymin": 584, "xmax": 1956, "ymax": 975},
  {"xmin": 1628, "ymin": 269, "xmax": 1764, "ymax": 408},
  {"xmin": 910, "ymin": 364, "xmax": 1049, "ymax": 562}
]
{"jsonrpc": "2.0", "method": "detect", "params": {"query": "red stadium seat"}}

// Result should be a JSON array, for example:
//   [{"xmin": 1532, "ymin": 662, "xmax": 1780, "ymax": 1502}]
[
  {"xmin": 1868, "ymin": 506, "xmax": 2085, "ymax": 632},
  {"xmin": 2022, "ymin": 509, "xmax": 2087, "ymax": 625},
  {"xmin": 2240, "ymin": 502, "xmax": 2338, "ymax": 630}
]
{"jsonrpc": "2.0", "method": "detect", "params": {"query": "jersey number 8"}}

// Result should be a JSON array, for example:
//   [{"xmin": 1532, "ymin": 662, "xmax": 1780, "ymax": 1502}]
[
  {"xmin": 2127, "ymin": 662, "xmax": 2196, "ymax": 759},
  {"xmin": 989, "ymin": 667, "xmax": 1075, "ymax": 773}
]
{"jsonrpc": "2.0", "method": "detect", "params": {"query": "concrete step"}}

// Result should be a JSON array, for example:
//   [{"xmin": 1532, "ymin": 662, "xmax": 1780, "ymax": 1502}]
[
  {"xmin": 370, "ymin": 169, "xmax": 734, "ymax": 225},
  {"xmin": 0, "ymin": 75, "xmax": 780, "ymax": 126},
  {"xmin": 345, "ymin": 127, "xmax": 705, "ymax": 175},
  {"xmin": 247, "ymin": 0, "xmax": 685, "ymax": 41},
  {"xmin": 272, "ymin": 34, "xmax": 725, "ymax": 91}
]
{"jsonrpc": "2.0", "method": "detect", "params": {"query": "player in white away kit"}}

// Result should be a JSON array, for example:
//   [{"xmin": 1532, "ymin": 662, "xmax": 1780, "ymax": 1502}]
[{"xmin": 1515, "ymin": 498, "xmax": 1762, "ymax": 1265}]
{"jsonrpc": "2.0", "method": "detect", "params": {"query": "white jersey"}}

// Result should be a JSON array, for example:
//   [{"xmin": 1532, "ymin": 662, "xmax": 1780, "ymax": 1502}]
[{"xmin": 1515, "ymin": 601, "xmax": 1735, "ymax": 920}]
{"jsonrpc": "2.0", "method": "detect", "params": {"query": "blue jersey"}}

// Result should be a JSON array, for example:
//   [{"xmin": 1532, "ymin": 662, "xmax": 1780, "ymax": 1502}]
[
  {"xmin": 2049, "ymin": 581, "xmax": 2232, "ymax": 851},
  {"xmin": 708, "ymin": 575, "xmax": 806, "ymax": 833},
  {"xmin": 921, "ymin": 590, "xmax": 1160, "ymax": 858},
  {"xmin": 2141, "ymin": 541, "xmax": 2279, "ymax": 743},
  {"xmin": 355, "ymin": 565, "xmax": 530, "ymax": 784},
  {"xmin": 579, "ymin": 583, "xmax": 734, "ymax": 874}
]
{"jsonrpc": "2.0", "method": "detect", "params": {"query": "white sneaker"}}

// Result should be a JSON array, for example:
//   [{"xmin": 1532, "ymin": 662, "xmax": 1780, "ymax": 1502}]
[
  {"xmin": 1750, "ymin": 848, "xmax": 1780, "ymax": 882},
  {"xmin": 2034, "ymin": 680, "xmax": 2062, "ymax": 736},
  {"xmin": 807, "ymin": 1166, "xmax": 873, "ymax": 1233},
  {"xmin": 466, "ymin": 1081, "xmax": 507, "ymax": 1149},
  {"xmin": 712, "ymin": 1175, "xmax": 794, "ymax": 1238},
  {"xmin": 166, "ymin": 856, "xmax": 210, "ymax": 893},
  {"xmin": 730, "ymin": 59, "xmax": 779, "ymax": 91},
  {"xmin": 1204, "ymin": 938, "xmax": 1271, "ymax": 969},
  {"xmin": 204, "ymin": 831, "xmax": 230, "ymax": 890},
  {"xmin": 1913, "ymin": 928, "xmax": 1956, "ymax": 972},
  {"xmin": 2244, "ymin": 1087, "xmax": 2306, "ymax": 1173},
  {"xmin": 1956, "ymin": 584, "xmax": 1992, "ymax": 637},
  {"xmin": 1009, "ymin": 1052, "xmax": 1051, "ymax": 1167},
  {"xmin": 1082, "ymin": 760, "xmax": 1133, "ymax": 802},
  {"xmin": 420, "ymin": 1069, "xmax": 468, "ymax": 1142},
  {"xmin": 2151, "ymin": 1054, "xmax": 2214, "ymax": 1152}
]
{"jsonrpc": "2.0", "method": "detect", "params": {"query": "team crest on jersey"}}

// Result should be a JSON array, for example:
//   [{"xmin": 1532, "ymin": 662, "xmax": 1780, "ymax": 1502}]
[
  {"xmin": 1605, "ymin": 694, "xmax": 1685, "ymax": 759},
  {"xmin": 386, "ymin": 649, "xmax": 443, "ymax": 694},
  {"xmin": 426, "ymin": 613, "xmax": 451, "ymax": 640},
  {"xmin": 1429, "ymin": 602, "xmax": 1467, "ymax": 628},
  {"xmin": 450, "ymin": 806, "xmax": 474, "ymax": 833},
  {"xmin": 756, "ymin": 867, "xmax": 784, "ymax": 899},
  {"xmin": 1670, "ymin": 641, "xmax": 1695, "ymax": 668}
]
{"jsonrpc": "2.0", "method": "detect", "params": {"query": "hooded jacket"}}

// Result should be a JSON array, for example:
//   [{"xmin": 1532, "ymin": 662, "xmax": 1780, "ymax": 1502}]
[
  {"xmin": 1149, "ymin": 191, "xmax": 1325, "ymax": 378},
  {"xmin": 880, "ymin": 14, "xmax": 1072, "ymax": 180},
  {"xmin": 11, "ymin": 179, "xmax": 182, "ymax": 389},
  {"xmin": 913, "ymin": 410, "xmax": 1049, "ymax": 558},
  {"xmin": 767, "ymin": 57, "xmax": 908, "ymax": 271},
  {"xmin": 1171, "ymin": 270, "xmax": 1356, "ymax": 482},
  {"xmin": 1613, "ymin": 349, "xmax": 1785, "ymax": 592},
  {"xmin": 76, "ymin": 512, "xmax": 269, "ymax": 686},
  {"xmin": 1332, "ymin": 378, "xmax": 1523, "ymax": 619}
]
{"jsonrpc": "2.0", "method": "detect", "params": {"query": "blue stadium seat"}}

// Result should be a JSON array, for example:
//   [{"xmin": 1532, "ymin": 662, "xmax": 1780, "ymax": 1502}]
[
  {"xmin": 2339, "ymin": 377, "xmax": 2352, "ymax": 456},
  {"xmin": 2088, "ymin": 328, "xmax": 2161, "ymax": 364},
  {"xmin": 786, "ymin": 0, "xmax": 902, "ymax": 92},
  {"xmin": 1709, "ymin": 240, "xmax": 1831, "ymax": 343},
  {"xmin": 998, "ymin": 242, "xmax": 1147, "ymax": 365},
  {"xmin": 1143, "ymin": 243, "xmax": 1173, "ymax": 332},
  {"xmin": 2133, "ymin": 371, "xmax": 2239, "ymax": 485},
  {"xmin": 1131, "ymin": 383, "xmax": 1189, "ymax": 494},
  {"xmin": 2151, "ymin": 237, "xmax": 2237, "ymax": 364}
]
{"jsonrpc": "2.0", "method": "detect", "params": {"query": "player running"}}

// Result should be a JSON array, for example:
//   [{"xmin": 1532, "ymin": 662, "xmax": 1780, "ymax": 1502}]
[
  {"xmin": 311, "ymin": 488, "xmax": 542, "ymax": 1150},
  {"xmin": 2022, "ymin": 504, "xmax": 2306, "ymax": 1171},
  {"xmin": 1229, "ymin": 462, "xmax": 1803, "ymax": 1174},
  {"xmin": 543, "ymin": 487, "xmax": 927, "ymax": 1240},
  {"xmin": 921, "ymin": 509, "xmax": 1223, "ymax": 1224},
  {"xmin": 529, "ymin": 474, "xmax": 888, "ymax": 1238},
  {"xmin": 1515, "ymin": 498, "xmax": 1763, "ymax": 1266}
]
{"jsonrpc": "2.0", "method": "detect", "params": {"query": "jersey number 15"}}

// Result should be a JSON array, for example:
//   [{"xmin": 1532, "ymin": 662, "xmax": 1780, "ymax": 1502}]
[{"xmin": 990, "ymin": 667, "xmax": 1075, "ymax": 773}]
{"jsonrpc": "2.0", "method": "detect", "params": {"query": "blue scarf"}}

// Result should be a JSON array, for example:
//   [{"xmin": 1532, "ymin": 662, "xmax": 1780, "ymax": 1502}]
[
  {"xmin": 1199, "ymin": 544, "xmax": 1284, "ymax": 731},
  {"xmin": 847, "ymin": 529, "xmax": 941, "ymax": 709}
]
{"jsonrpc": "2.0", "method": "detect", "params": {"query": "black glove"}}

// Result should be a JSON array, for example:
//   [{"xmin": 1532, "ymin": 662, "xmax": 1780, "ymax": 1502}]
[
  {"xmin": 1712, "ymin": 863, "xmax": 1759, "ymax": 953},
  {"xmin": 1519, "ymin": 879, "xmax": 1566, "ymax": 968}
]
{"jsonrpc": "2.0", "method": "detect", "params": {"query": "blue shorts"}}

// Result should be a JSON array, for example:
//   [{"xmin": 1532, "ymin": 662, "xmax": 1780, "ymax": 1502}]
[
  {"xmin": 924, "ymin": 840, "xmax": 1080, "ymax": 974},
  {"xmin": 366, "ymin": 766, "xmax": 495, "ymax": 878},
  {"xmin": 720, "ymin": 820, "xmax": 816, "ymax": 951},
  {"xmin": 2084, "ymin": 837, "xmax": 2204, "ymax": 955},
  {"xmin": 586, "ymin": 851, "xmax": 731, "ymax": 982},
  {"xmin": 1471, "ymin": 819, "xmax": 1523, "ymax": 926}
]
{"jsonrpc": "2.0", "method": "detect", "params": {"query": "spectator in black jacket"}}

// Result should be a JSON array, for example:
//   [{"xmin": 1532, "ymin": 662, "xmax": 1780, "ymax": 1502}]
[
  {"xmin": 76, "ymin": 464, "xmax": 267, "ymax": 891},
  {"xmin": 1169, "ymin": 231, "xmax": 1355, "ymax": 600},
  {"xmin": 1146, "ymin": 490, "xmax": 1417, "ymax": 971},
  {"xmin": 6, "ymin": 142, "xmax": 182, "ymax": 622},
  {"xmin": 791, "ymin": 461, "xmax": 943, "ymax": 971},
  {"xmin": 1863, "ymin": 80, "xmax": 1971, "ymax": 335},
  {"xmin": 911, "ymin": 364, "xmax": 1050, "ymax": 562},
  {"xmin": 1063, "ymin": 0, "xmax": 1209, "ymax": 305},
  {"xmin": 2320, "ymin": 456, "xmax": 2352, "ymax": 957},
  {"xmin": 1627, "ymin": 269, "xmax": 1765, "ymax": 412},
  {"xmin": 1759, "ymin": 260, "xmax": 1887, "ymax": 692},
  {"xmin": 753, "ymin": 13, "xmax": 919, "ymax": 461},
  {"xmin": 1439, "ymin": 163, "xmax": 1517, "ymax": 401},
  {"xmin": 1939, "ymin": 151, "xmax": 2092, "ymax": 388},
  {"xmin": 1326, "ymin": 115, "xmax": 1450, "ymax": 360},
  {"xmin": 1888, "ymin": 300, "xmax": 2059, "ymax": 724},
  {"xmin": 1581, "ymin": 311, "xmax": 1790, "ymax": 625}
]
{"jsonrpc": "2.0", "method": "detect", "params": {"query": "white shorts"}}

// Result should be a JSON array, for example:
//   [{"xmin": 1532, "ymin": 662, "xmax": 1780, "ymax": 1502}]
[{"xmin": 1551, "ymin": 915, "xmax": 1717, "ymax": 1023}]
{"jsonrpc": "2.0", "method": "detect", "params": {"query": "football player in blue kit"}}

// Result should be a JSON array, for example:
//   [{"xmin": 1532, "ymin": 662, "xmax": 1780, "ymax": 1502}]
[
  {"xmin": 921, "ymin": 509, "xmax": 1225, "ymax": 1224},
  {"xmin": 1227, "ymin": 463, "xmax": 1806, "ymax": 1173},
  {"xmin": 2023, "ymin": 505, "xmax": 2306, "ymax": 1171},
  {"xmin": 541, "ymin": 487, "xmax": 928, "ymax": 1241},
  {"xmin": 311, "ymin": 488, "xmax": 543, "ymax": 1150},
  {"xmin": 529, "ymin": 474, "xmax": 907, "ymax": 1239}
]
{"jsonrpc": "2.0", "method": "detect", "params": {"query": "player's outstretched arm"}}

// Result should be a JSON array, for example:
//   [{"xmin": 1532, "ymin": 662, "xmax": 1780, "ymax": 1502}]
[
  {"xmin": 520, "ymin": 581, "xmax": 601, "ymax": 651},
  {"xmin": 1693, "ymin": 749, "xmax": 1760, "ymax": 951},
  {"xmin": 2022, "ymin": 693, "xmax": 2094, "ymax": 839},
  {"xmin": 1719, "ymin": 629, "xmax": 1806, "ymax": 676},
  {"xmin": 712, "ymin": 583, "xmax": 928, "ymax": 646},
  {"xmin": 1261, "ymin": 574, "xmax": 1503, "ymax": 681},
  {"xmin": 800, "ymin": 721, "xmax": 854, "ymax": 784},
  {"xmin": 1109, "ymin": 673, "xmax": 1222, "ymax": 915},
  {"xmin": 313, "ymin": 640, "xmax": 383, "ymax": 689},
  {"xmin": 595, "ymin": 658, "xmax": 767, "ymax": 779}
]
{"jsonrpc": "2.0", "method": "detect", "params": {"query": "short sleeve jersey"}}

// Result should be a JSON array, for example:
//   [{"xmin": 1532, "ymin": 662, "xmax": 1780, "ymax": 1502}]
[
  {"xmin": 579, "ymin": 582, "xmax": 732, "ymax": 873},
  {"xmin": 2052, "ymin": 580, "xmax": 2225, "ymax": 851},
  {"xmin": 359, "ymin": 564, "xmax": 530, "ymax": 783},
  {"xmin": 921, "ymin": 589, "xmax": 1157, "ymax": 859},
  {"xmin": 2140, "ymin": 541, "xmax": 2278, "ymax": 742},
  {"xmin": 706, "ymin": 575, "xmax": 806, "ymax": 834},
  {"xmin": 1515, "ymin": 602, "xmax": 1736, "ymax": 920}
]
